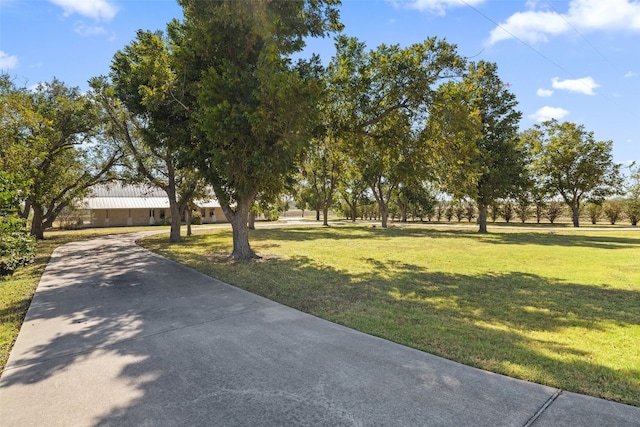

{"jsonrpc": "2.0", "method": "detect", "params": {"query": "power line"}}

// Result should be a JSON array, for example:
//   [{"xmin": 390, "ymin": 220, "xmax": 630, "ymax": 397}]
[
  {"xmin": 543, "ymin": 0, "xmax": 621, "ymax": 74},
  {"xmin": 456, "ymin": 0, "xmax": 583, "ymax": 81}
]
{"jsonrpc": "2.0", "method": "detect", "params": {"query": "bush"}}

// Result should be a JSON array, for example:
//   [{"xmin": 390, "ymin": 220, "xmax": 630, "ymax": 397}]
[
  {"xmin": 625, "ymin": 199, "xmax": 640, "ymax": 226},
  {"xmin": 0, "ymin": 217, "xmax": 36, "ymax": 276},
  {"xmin": 585, "ymin": 202, "xmax": 603, "ymax": 225},
  {"xmin": 0, "ymin": 172, "xmax": 36, "ymax": 276},
  {"xmin": 603, "ymin": 199, "xmax": 624, "ymax": 225},
  {"xmin": 190, "ymin": 210, "xmax": 202, "ymax": 225},
  {"xmin": 546, "ymin": 201, "xmax": 563, "ymax": 224}
]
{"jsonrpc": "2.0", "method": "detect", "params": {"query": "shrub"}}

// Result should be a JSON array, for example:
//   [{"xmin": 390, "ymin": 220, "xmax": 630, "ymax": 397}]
[
  {"xmin": 0, "ymin": 173, "xmax": 36, "ymax": 276},
  {"xmin": 585, "ymin": 202, "xmax": 603, "ymax": 225},
  {"xmin": 546, "ymin": 201, "xmax": 563, "ymax": 224},
  {"xmin": 603, "ymin": 199, "xmax": 624, "ymax": 225},
  {"xmin": 0, "ymin": 217, "xmax": 36, "ymax": 276},
  {"xmin": 502, "ymin": 200, "xmax": 514, "ymax": 223}
]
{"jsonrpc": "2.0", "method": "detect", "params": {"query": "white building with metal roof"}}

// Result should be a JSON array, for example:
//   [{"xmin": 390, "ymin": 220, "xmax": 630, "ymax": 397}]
[{"xmin": 81, "ymin": 183, "xmax": 226, "ymax": 227}]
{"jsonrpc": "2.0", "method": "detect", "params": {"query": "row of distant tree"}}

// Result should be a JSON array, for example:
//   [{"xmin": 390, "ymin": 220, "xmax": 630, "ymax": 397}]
[
  {"xmin": 326, "ymin": 196, "xmax": 640, "ymax": 226},
  {"xmin": 0, "ymin": 1, "xmax": 633, "ymax": 265}
]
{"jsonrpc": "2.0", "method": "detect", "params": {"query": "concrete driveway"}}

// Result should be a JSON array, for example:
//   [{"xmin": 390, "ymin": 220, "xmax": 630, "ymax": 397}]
[{"xmin": 1, "ymin": 232, "xmax": 638, "ymax": 426}]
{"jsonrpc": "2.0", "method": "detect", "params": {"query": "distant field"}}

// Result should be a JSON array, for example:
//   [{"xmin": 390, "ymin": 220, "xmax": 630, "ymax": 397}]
[{"xmin": 141, "ymin": 224, "xmax": 640, "ymax": 406}]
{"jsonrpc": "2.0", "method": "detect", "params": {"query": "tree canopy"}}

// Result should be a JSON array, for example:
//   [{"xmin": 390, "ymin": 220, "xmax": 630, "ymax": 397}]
[
  {"xmin": 522, "ymin": 120, "xmax": 623, "ymax": 227},
  {"xmin": 169, "ymin": 0, "xmax": 342, "ymax": 259},
  {"xmin": 0, "ymin": 75, "xmax": 121, "ymax": 239}
]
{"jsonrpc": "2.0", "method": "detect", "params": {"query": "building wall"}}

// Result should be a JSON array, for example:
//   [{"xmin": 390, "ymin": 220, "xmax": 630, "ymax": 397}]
[
  {"xmin": 90, "ymin": 207, "xmax": 227, "ymax": 227},
  {"xmin": 200, "ymin": 207, "xmax": 226, "ymax": 224}
]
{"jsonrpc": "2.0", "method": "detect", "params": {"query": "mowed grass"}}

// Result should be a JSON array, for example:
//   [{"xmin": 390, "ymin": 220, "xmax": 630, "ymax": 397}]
[
  {"xmin": 0, "ymin": 225, "xmax": 170, "ymax": 373},
  {"xmin": 140, "ymin": 224, "xmax": 640, "ymax": 406}
]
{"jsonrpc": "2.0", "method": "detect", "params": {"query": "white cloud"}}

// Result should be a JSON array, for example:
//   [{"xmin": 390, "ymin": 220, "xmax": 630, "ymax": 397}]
[
  {"xmin": 551, "ymin": 76, "xmax": 599, "ymax": 95},
  {"xmin": 74, "ymin": 22, "xmax": 107, "ymax": 36},
  {"xmin": 390, "ymin": 0, "xmax": 485, "ymax": 15},
  {"xmin": 488, "ymin": 11, "xmax": 568, "ymax": 44},
  {"xmin": 488, "ymin": 0, "xmax": 640, "ymax": 45},
  {"xmin": 625, "ymin": 71, "xmax": 638, "ymax": 78},
  {"xmin": 536, "ymin": 88, "xmax": 554, "ymax": 97},
  {"xmin": 0, "ymin": 50, "xmax": 18, "ymax": 69},
  {"xmin": 530, "ymin": 106, "xmax": 569, "ymax": 122},
  {"xmin": 49, "ymin": 0, "xmax": 118, "ymax": 21}
]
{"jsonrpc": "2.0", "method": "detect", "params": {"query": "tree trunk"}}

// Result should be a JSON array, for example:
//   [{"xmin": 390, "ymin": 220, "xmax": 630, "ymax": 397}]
[
  {"xmin": 400, "ymin": 203, "xmax": 408, "ymax": 223},
  {"xmin": 322, "ymin": 206, "xmax": 329, "ymax": 226},
  {"xmin": 248, "ymin": 211, "xmax": 256, "ymax": 230},
  {"xmin": 30, "ymin": 203, "xmax": 45, "ymax": 240},
  {"xmin": 315, "ymin": 209, "xmax": 320, "ymax": 221},
  {"xmin": 186, "ymin": 209, "xmax": 192, "ymax": 236},
  {"xmin": 221, "ymin": 196, "xmax": 259, "ymax": 261},
  {"xmin": 380, "ymin": 204, "xmax": 389, "ymax": 228},
  {"xmin": 477, "ymin": 202, "xmax": 488, "ymax": 233},
  {"xmin": 168, "ymin": 198, "xmax": 182, "ymax": 243},
  {"xmin": 571, "ymin": 204, "xmax": 580, "ymax": 227}
]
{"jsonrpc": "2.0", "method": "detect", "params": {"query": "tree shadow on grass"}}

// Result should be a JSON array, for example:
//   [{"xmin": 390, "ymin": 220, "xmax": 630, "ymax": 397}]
[
  {"xmin": 247, "ymin": 226, "xmax": 640, "ymax": 250},
  {"xmin": 3, "ymin": 232, "xmax": 638, "ymax": 427},
  {"xmin": 227, "ymin": 254, "xmax": 640, "ymax": 405}
]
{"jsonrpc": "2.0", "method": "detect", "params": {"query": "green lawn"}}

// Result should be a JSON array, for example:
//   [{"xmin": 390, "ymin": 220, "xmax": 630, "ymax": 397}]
[{"xmin": 140, "ymin": 224, "xmax": 640, "ymax": 406}]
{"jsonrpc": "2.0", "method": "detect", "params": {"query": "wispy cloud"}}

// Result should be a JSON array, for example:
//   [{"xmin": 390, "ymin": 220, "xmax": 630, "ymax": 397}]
[
  {"xmin": 74, "ymin": 22, "xmax": 107, "ymax": 36},
  {"xmin": 531, "ymin": 106, "xmax": 569, "ymax": 122},
  {"xmin": 49, "ymin": 0, "xmax": 118, "ymax": 21},
  {"xmin": 625, "ymin": 71, "xmax": 638, "ymax": 78},
  {"xmin": 551, "ymin": 77, "xmax": 599, "ymax": 95},
  {"xmin": 0, "ymin": 50, "xmax": 18, "ymax": 69},
  {"xmin": 389, "ymin": 0, "xmax": 485, "ymax": 15},
  {"xmin": 488, "ymin": 0, "xmax": 640, "ymax": 45},
  {"xmin": 536, "ymin": 88, "xmax": 554, "ymax": 97}
]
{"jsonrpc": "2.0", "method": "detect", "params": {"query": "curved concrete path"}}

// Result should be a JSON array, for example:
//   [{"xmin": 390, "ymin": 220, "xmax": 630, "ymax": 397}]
[{"xmin": 1, "ymin": 232, "xmax": 638, "ymax": 426}]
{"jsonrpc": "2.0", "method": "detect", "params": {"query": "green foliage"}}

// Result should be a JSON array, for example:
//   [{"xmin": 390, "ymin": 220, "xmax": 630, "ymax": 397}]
[
  {"xmin": 0, "ymin": 75, "xmax": 121, "ymax": 239},
  {"xmin": 328, "ymin": 35, "xmax": 464, "ymax": 228},
  {"xmin": 546, "ymin": 201, "xmax": 564, "ymax": 224},
  {"xmin": 523, "ymin": 120, "xmax": 623, "ymax": 227},
  {"xmin": 0, "ymin": 173, "xmax": 35, "ymax": 276},
  {"xmin": 625, "ymin": 163, "xmax": 640, "ymax": 226},
  {"xmin": 169, "ymin": 0, "xmax": 341, "ymax": 258},
  {"xmin": 585, "ymin": 202, "xmax": 603, "ymax": 225},
  {"xmin": 426, "ymin": 62, "xmax": 525, "ymax": 232},
  {"xmin": 515, "ymin": 194, "xmax": 531, "ymax": 223},
  {"xmin": 603, "ymin": 199, "xmax": 625, "ymax": 225},
  {"xmin": 502, "ymin": 199, "xmax": 514, "ymax": 223}
]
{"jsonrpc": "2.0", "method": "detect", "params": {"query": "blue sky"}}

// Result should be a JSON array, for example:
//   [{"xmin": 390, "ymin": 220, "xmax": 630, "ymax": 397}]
[{"xmin": 1, "ymin": 0, "xmax": 639, "ymax": 165}]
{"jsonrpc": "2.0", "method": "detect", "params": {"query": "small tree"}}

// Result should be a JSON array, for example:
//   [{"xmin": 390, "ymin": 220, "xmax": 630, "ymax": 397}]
[
  {"xmin": 603, "ymin": 199, "xmax": 624, "ymax": 225},
  {"xmin": 489, "ymin": 202, "xmax": 501, "ymax": 222},
  {"xmin": 454, "ymin": 201, "xmax": 465, "ymax": 222},
  {"xmin": 502, "ymin": 200, "xmax": 514, "ymax": 223},
  {"xmin": 464, "ymin": 201, "xmax": 476, "ymax": 222},
  {"xmin": 546, "ymin": 201, "xmax": 563, "ymax": 224},
  {"xmin": 585, "ymin": 202, "xmax": 603, "ymax": 225},
  {"xmin": 515, "ymin": 194, "xmax": 530, "ymax": 223},
  {"xmin": 435, "ymin": 200, "xmax": 446, "ymax": 222},
  {"xmin": 625, "ymin": 163, "xmax": 640, "ymax": 226},
  {"xmin": 445, "ymin": 203, "xmax": 454, "ymax": 222},
  {"xmin": 523, "ymin": 120, "xmax": 623, "ymax": 227},
  {"xmin": 625, "ymin": 199, "xmax": 640, "ymax": 226}
]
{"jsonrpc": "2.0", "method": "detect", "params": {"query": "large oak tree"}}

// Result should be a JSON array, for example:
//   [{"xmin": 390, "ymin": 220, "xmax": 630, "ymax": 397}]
[
  {"xmin": 172, "ymin": 0, "xmax": 342, "ymax": 259},
  {"xmin": 0, "ymin": 76, "xmax": 121, "ymax": 239}
]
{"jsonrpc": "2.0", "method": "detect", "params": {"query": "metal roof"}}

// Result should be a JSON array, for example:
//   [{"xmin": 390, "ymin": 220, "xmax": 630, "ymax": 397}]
[{"xmin": 81, "ymin": 183, "xmax": 220, "ymax": 210}]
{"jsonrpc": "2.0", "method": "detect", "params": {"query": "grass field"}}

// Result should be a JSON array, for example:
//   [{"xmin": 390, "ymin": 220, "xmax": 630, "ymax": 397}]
[
  {"xmin": 0, "ymin": 225, "xmax": 170, "ymax": 372},
  {"xmin": 140, "ymin": 224, "xmax": 640, "ymax": 406}
]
